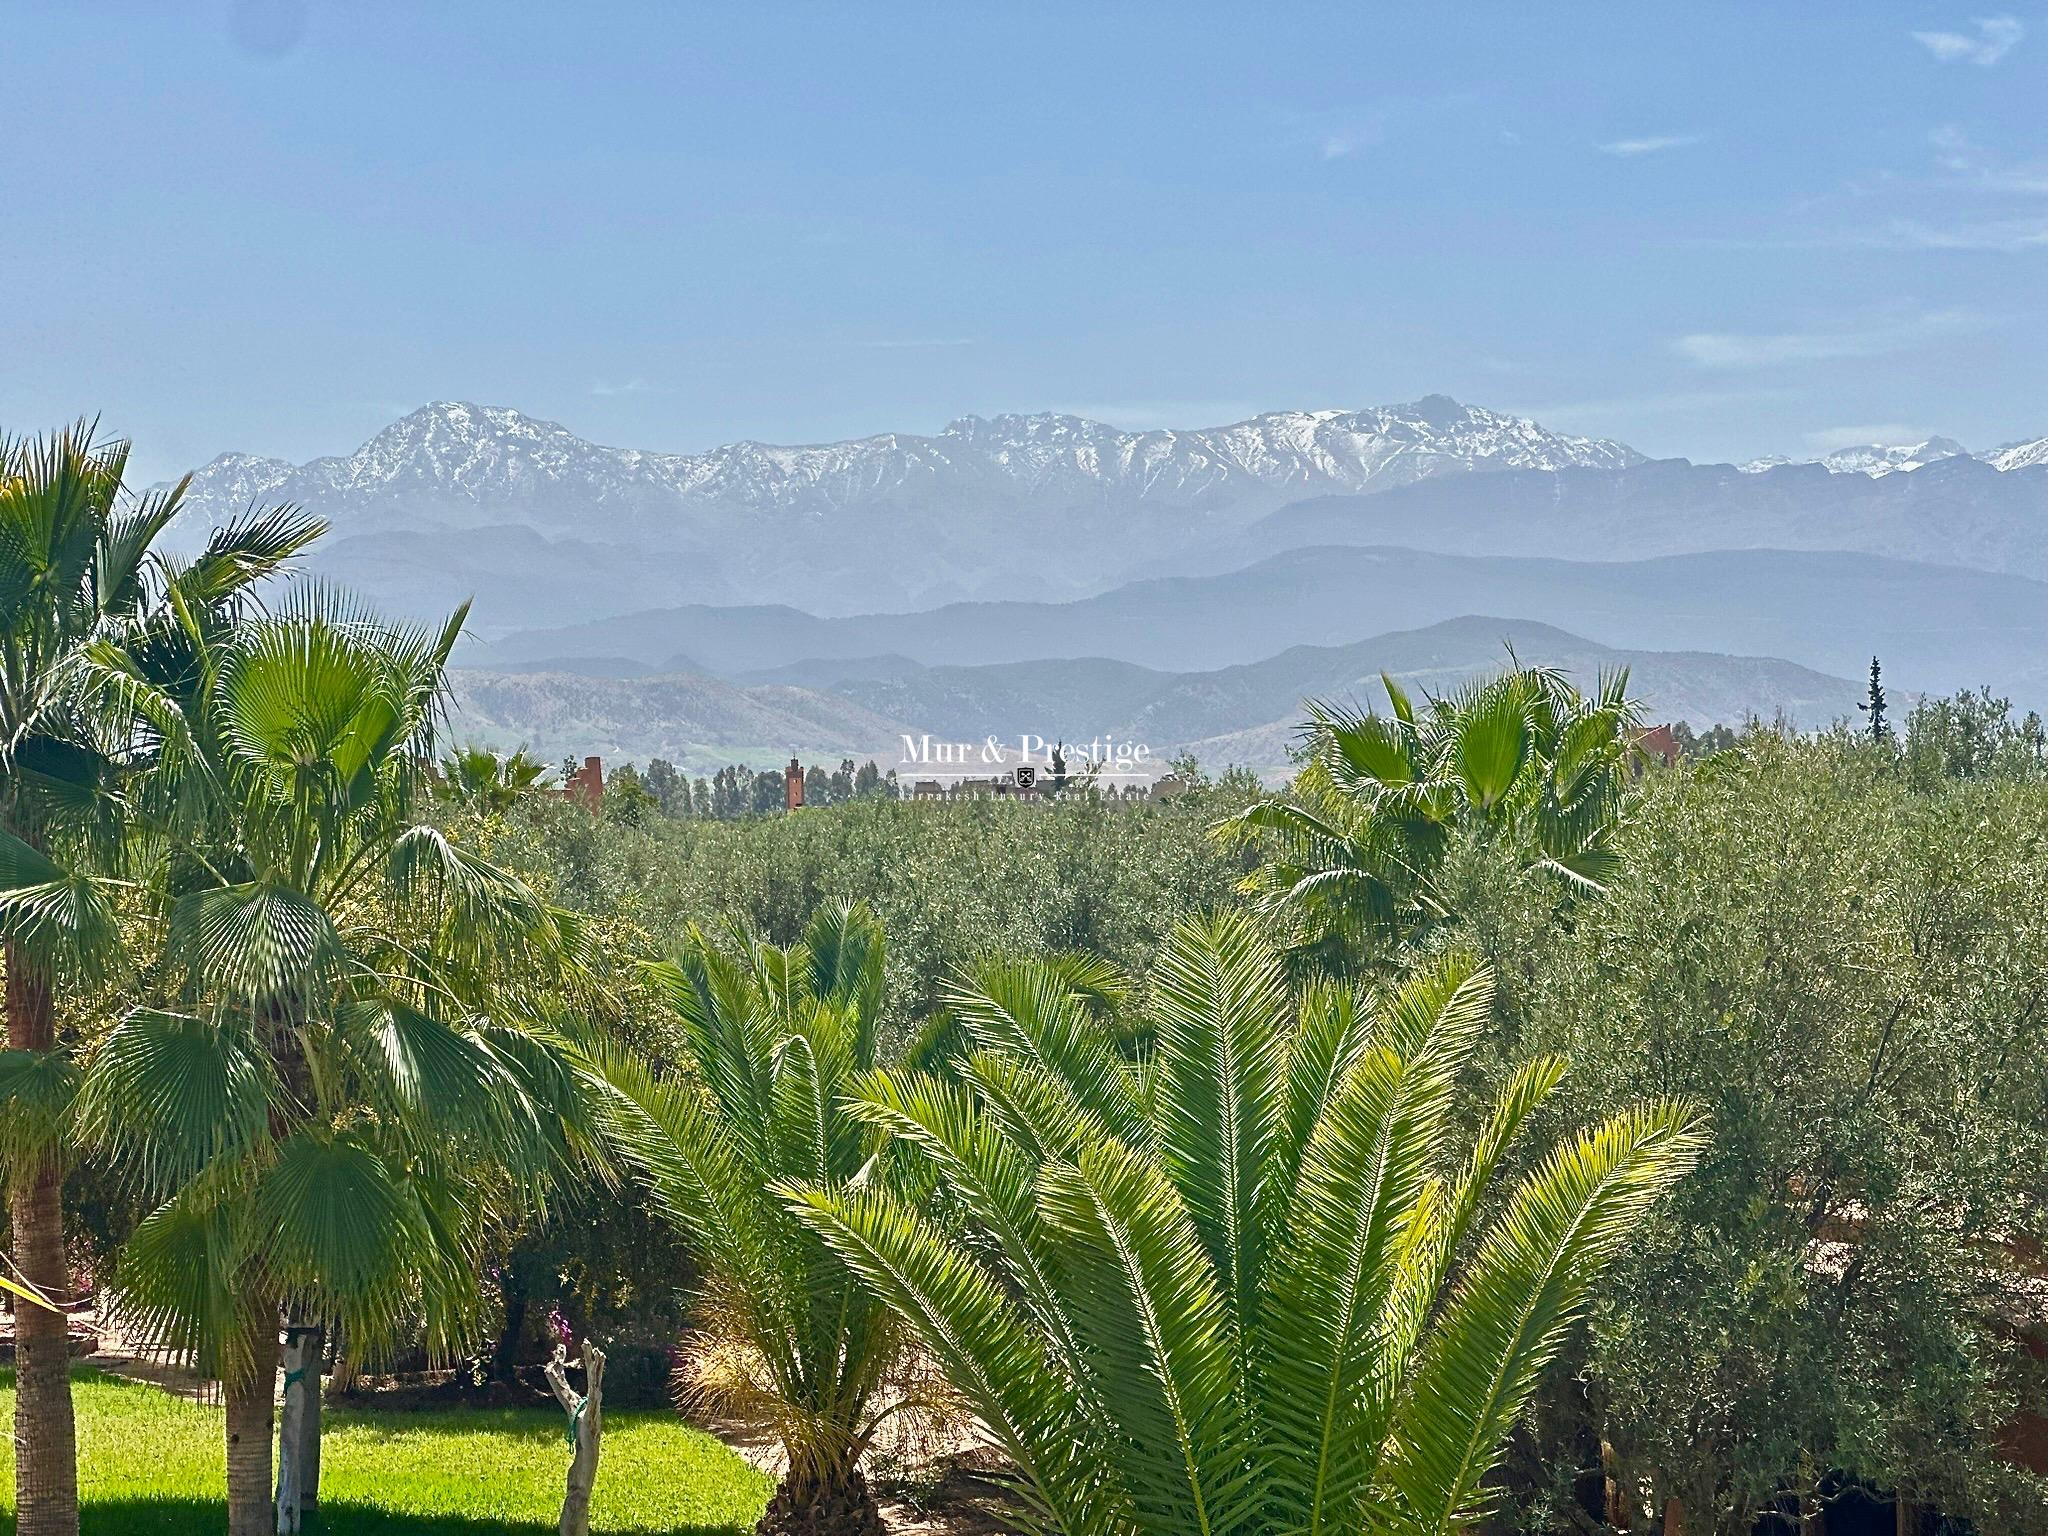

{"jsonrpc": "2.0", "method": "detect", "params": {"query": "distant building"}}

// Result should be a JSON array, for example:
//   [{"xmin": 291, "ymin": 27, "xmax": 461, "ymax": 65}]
[
  {"xmin": 563, "ymin": 755, "xmax": 604, "ymax": 809},
  {"xmin": 1634, "ymin": 724, "xmax": 1680, "ymax": 768}
]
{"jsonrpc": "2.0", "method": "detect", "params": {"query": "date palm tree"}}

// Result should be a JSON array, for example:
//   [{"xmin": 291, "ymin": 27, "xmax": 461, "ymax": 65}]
[
  {"xmin": 596, "ymin": 903, "xmax": 909, "ymax": 1536},
  {"xmin": 1217, "ymin": 665, "xmax": 1640, "ymax": 969},
  {"xmin": 789, "ymin": 911, "xmax": 1705, "ymax": 1536},
  {"xmin": 0, "ymin": 423, "xmax": 320, "ymax": 1536},
  {"xmin": 80, "ymin": 586, "xmax": 594, "ymax": 1536}
]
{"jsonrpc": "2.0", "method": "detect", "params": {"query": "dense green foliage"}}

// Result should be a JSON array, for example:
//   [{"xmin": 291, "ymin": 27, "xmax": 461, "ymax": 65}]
[
  {"xmin": 0, "ymin": 424, "xmax": 324, "ymax": 1536},
  {"xmin": 0, "ymin": 1368, "xmax": 771, "ymax": 1535},
  {"xmin": 599, "ymin": 758, "xmax": 895, "ymax": 824},
  {"xmin": 1502, "ymin": 731, "xmax": 2048, "ymax": 1534},
  {"xmin": 480, "ymin": 784, "xmax": 1258, "ymax": 1049}
]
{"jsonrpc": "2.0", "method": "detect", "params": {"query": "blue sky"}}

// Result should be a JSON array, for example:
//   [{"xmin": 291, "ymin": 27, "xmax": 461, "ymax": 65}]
[{"xmin": 4, "ymin": 1, "xmax": 2045, "ymax": 484}]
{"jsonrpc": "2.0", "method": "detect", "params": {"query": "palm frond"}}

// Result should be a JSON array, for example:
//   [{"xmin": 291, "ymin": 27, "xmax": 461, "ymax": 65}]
[
  {"xmin": 0, "ymin": 825, "xmax": 122, "ymax": 978},
  {"xmin": 1376, "ymin": 1100, "xmax": 1707, "ymax": 1534},
  {"xmin": 80, "ymin": 1008, "xmax": 275, "ymax": 1191},
  {"xmin": 1039, "ymin": 1136, "xmax": 1256, "ymax": 1536},
  {"xmin": 1148, "ymin": 910, "xmax": 1288, "ymax": 1383},
  {"xmin": 0, "ymin": 1046, "xmax": 80, "ymax": 1174},
  {"xmin": 167, "ymin": 880, "xmax": 344, "ymax": 1000},
  {"xmin": 947, "ymin": 957, "xmax": 1150, "ymax": 1148},
  {"xmin": 787, "ymin": 1183, "xmax": 1129, "ymax": 1536}
]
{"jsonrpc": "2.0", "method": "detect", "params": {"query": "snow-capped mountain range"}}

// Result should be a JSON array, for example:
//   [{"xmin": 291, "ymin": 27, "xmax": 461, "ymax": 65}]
[
  {"xmin": 150, "ymin": 396, "xmax": 2048, "ymax": 633},
  {"xmin": 1739, "ymin": 434, "xmax": 2048, "ymax": 477},
  {"xmin": 157, "ymin": 396, "xmax": 1658, "ymax": 619},
  {"xmin": 166, "ymin": 395, "xmax": 1644, "ymax": 534}
]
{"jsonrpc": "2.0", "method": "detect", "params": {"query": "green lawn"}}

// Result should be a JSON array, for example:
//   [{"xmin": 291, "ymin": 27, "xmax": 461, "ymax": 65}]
[{"xmin": 1, "ymin": 1367, "xmax": 772, "ymax": 1535}]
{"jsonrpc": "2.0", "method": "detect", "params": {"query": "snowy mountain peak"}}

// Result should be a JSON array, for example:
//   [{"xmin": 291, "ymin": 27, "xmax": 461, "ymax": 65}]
[
  {"xmin": 1986, "ymin": 436, "xmax": 2048, "ymax": 472},
  {"xmin": 331, "ymin": 402, "xmax": 622, "ymax": 494},
  {"xmin": 1821, "ymin": 437, "xmax": 1969, "ymax": 477},
  {"xmin": 1740, "ymin": 436, "xmax": 1973, "ymax": 477}
]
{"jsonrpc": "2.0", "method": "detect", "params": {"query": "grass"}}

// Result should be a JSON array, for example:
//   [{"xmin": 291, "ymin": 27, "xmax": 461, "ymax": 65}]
[{"xmin": 1, "ymin": 1366, "xmax": 773, "ymax": 1535}]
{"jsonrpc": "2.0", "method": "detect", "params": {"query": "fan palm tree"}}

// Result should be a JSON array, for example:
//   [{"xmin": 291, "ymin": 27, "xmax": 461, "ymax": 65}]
[
  {"xmin": 1217, "ymin": 665, "xmax": 1640, "ymax": 969},
  {"xmin": 788, "ymin": 910, "xmax": 1705, "ymax": 1536},
  {"xmin": 0, "ymin": 423, "xmax": 320, "ymax": 1536},
  {"xmin": 596, "ymin": 903, "xmax": 909, "ymax": 1536},
  {"xmin": 434, "ymin": 743, "xmax": 554, "ymax": 814},
  {"xmin": 80, "ymin": 586, "xmax": 594, "ymax": 1536}
]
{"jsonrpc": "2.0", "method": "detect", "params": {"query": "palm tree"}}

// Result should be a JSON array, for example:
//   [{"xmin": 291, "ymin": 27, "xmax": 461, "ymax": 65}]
[
  {"xmin": 434, "ymin": 743, "xmax": 555, "ymax": 814},
  {"xmin": 596, "ymin": 904, "xmax": 908, "ymax": 1536},
  {"xmin": 788, "ymin": 910, "xmax": 1706, "ymax": 1536},
  {"xmin": 1217, "ymin": 665, "xmax": 1640, "ymax": 969},
  {"xmin": 81, "ymin": 586, "xmax": 593, "ymax": 1536},
  {"xmin": 0, "ymin": 423, "xmax": 320, "ymax": 1536}
]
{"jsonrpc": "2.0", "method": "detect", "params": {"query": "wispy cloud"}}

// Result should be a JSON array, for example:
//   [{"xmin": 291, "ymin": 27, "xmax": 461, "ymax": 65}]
[
  {"xmin": 1597, "ymin": 132, "xmax": 1706, "ymax": 157},
  {"xmin": 1673, "ymin": 308, "xmax": 1980, "ymax": 369},
  {"xmin": 1927, "ymin": 124, "xmax": 2048, "ymax": 193},
  {"xmin": 1912, "ymin": 15, "xmax": 2023, "ymax": 65},
  {"xmin": 1762, "ymin": 127, "xmax": 2048, "ymax": 251},
  {"xmin": 1876, "ymin": 216, "xmax": 2048, "ymax": 251},
  {"xmin": 589, "ymin": 378, "xmax": 663, "ymax": 397}
]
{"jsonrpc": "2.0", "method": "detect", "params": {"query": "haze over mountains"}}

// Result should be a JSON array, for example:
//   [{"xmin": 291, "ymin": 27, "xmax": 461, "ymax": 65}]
[
  {"xmin": 154, "ymin": 397, "xmax": 2048, "ymax": 773},
  {"xmin": 166, "ymin": 396, "xmax": 1646, "ymax": 619},
  {"xmin": 452, "ymin": 616, "xmax": 1864, "ymax": 775}
]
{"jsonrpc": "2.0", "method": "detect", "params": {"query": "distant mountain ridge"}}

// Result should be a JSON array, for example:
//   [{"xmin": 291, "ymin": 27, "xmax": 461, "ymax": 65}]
[
  {"xmin": 811, "ymin": 617, "xmax": 1867, "ymax": 751},
  {"xmin": 1739, "ymin": 436, "xmax": 1970, "ymax": 476},
  {"xmin": 446, "ymin": 667, "xmax": 907, "ymax": 768},
  {"xmin": 1735, "ymin": 434, "xmax": 2048, "ymax": 476},
  {"xmin": 1184, "ymin": 453, "xmax": 2048, "ymax": 584},
  {"xmin": 450, "ymin": 616, "xmax": 1867, "ymax": 776},
  {"xmin": 480, "ymin": 543, "xmax": 2048, "ymax": 700},
  {"xmin": 160, "ymin": 397, "xmax": 1643, "ymax": 618},
  {"xmin": 156, "ymin": 397, "xmax": 2048, "ymax": 628}
]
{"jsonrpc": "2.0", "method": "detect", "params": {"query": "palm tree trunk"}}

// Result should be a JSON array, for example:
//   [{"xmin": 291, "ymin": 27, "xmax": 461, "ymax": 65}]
[
  {"xmin": 755, "ymin": 1460, "xmax": 885, "ymax": 1536},
  {"xmin": 226, "ymin": 1318, "xmax": 280, "ymax": 1536},
  {"xmin": 6, "ymin": 944, "xmax": 78, "ymax": 1536}
]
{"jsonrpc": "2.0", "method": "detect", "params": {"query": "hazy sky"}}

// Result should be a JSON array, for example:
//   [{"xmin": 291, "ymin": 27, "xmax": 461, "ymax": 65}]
[{"xmin": 4, "ymin": 1, "xmax": 2045, "ymax": 484}]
